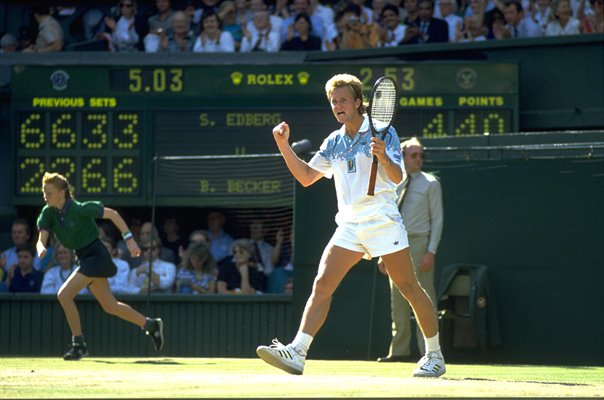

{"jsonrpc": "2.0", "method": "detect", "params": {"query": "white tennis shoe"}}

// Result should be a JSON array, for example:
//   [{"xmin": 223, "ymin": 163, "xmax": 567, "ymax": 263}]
[
  {"xmin": 256, "ymin": 338, "xmax": 305, "ymax": 375},
  {"xmin": 412, "ymin": 351, "xmax": 446, "ymax": 378}
]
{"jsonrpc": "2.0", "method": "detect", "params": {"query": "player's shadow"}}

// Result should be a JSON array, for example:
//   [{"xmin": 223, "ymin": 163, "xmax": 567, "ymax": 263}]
[
  {"xmin": 92, "ymin": 359, "xmax": 183, "ymax": 365},
  {"xmin": 445, "ymin": 377, "xmax": 589, "ymax": 387}
]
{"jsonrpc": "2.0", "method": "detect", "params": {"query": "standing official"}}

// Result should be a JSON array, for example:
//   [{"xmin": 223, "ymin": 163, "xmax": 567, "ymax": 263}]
[{"xmin": 377, "ymin": 137, "xmax": 443, "ymax": 362}]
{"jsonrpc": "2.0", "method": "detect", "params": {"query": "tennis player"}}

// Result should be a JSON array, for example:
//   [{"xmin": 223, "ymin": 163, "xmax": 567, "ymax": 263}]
[
  {"xmin": 256, "ymin": 74, "xmax": 446, "ymax": 377},
  {"xmin": 35, "ymin": 172, "xmax": 164, "ymax": 360}
]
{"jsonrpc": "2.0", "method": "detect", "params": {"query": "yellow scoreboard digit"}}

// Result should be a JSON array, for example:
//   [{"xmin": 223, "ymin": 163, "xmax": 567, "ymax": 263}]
[{"xmin": 15, "ymin": 110, "xmax": 142, "ymax": 200}]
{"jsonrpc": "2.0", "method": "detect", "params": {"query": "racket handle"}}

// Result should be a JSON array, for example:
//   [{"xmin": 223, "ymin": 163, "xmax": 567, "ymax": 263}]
[{"xmin": 367, "ymin": 159, "xmax": 378, "ymax": 196}]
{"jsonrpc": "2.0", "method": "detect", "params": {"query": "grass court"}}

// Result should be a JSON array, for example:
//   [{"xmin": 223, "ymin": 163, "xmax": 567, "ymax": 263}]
[{"xmin": 1, "ymin": 357, "xmax": 603, "ymax": 398}]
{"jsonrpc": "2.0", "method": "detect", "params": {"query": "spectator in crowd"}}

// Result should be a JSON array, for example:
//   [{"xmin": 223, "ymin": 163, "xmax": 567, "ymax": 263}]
[
  {"xmin": 235, "ymin": 0, "xmax": 254, "ymax": 26},
  {"xmin": 192, "ymin": 9, "xmax": 236, "ymax": 52},
  {"xmin": 530, "ymin": 0, "xmax": 554, "ymax": 31},
  {"xmin": 41, "ymin": 243, "xmax": 88, "ymax": 295},
  {"xmin": 194, "ymin": 0, "xmax": 225, "ymax": 22},
  {"xmin": 205, "ymin": 211, "xmax": 234, "ymax": 266},
  {"xmin": 105, "ymin": 0, "xmax": 144, "ymax": 52},
  {"xmin": 268, "ymin": 226, "xmax": 294, "ymax": 294},
  {"xmin": 486, "ymin": 7, "xmax": 507, "ymax": 38},
  {"xmin": 338, "ymin": 4, "xmax": 381, "ymax": 49},
  {"xmin": 178, "ymin": 229, "xmax": 211, "ymax": 266},
  {"xmin": 80, "ymin": 8, "xmax": 111, "ymax": 47},
  {"xmin": 132, "ymin": 222, "xmax": 175, "ymax": 268},
  {"xmin": 281, "ymin": 13, "xmax": 323, "ymax": 50},
  {"xmin": 246, "ymin": 0, "xmax": 283, "ymax": 38},
  {"xmin": 217, "ymin": 239, "xmax": 267, "ymax": 294},
  {"xmin": 579, "ymin": 0, "xmax": 603, "ymax": 33},
  {"xmin": 439, "ymin": 0, "xmax": 463, "ymax": 41},
  {"xmin": 148, "ymin": 0, "xmax": 175, "ymax": 33},
  {"xmin": 22, "ymin": 4, "xmax": 64, "ymax": 53},
  {"xmin": 545, "ymin": 0, "xmax": 582, "ymax": 34},
  {"xmin": 218, "ymin": 0, "xmax": 244, "ymax": 49},
  {"xmin": 371, "ymin": 0, "xmax": 388, "ymax": 24},
  {"xmin": 188, "ymin": 230, "xmax": 211, "ymax": 245},
  {"xmin": 323, "ymin": 8, "xmax": 348, "ymax": 50},
  {"xmin": 160, "ymin": 216, "xmax": 188, "ymax": 265},
  {"xmin": 273, "ymin": 0, "xmax": 292, "ymax": 20},
  {"xmin": 402, "ymin": 0, "xmax": 421, "ymax": 25},
  {"xmin": 503, "ymin": 0, "xmax": 544, "ymax": 37},
  {"xmin": 465, "ymin": 0, "xmax": 498, "ymax": 17},
  {"xmin": 8, "ymin": 243, "xmax": 43, "ymax": 293},
  {"xmin": 145, "ymin": 0, "xmax": 175, "ymax": 51},
  {"xmin": 350, "ymin": 0, "xmax": 375, "ymax": 22},
  {"xmin": 280, "ymin": 0, "xmax": 325, "ymax": 44},
  {"xmin": 457, "ymin": 14, "xmax": 489, "ymax": 40},
  {"xmin": 174, "ymin": 241, "xmax": 217, "ymax": 294},
  {"xmin": 378, "ymin": 4, "xmax": 407, "ymax": 47},
  {"xmin": 247, "ymin": 218, "xmax": 275, "ymax": 276},
  {"xmin": 129, "ymin": 237, "xmax": 176, "ymax": 294},
  {"xmin": 240, "ymin": 10, "xmax": 280, "ymax": 51},
  {"xmin": 0, "ymin": 33, "xmax": 18, "ymax": 52},
  {"xmin": 400, "ymin": 0, "xmax": 449, "ymax": 44},
  {"xmin": 101, "ymin": 236, "xmax": 134, "ymax": 295},
  {"xmin": 462, "ymin": 0, "xmax": 486, "ymax": 23},
  {"xmin": 1, "ymin": 219, "xmax": 42, "ymax": 274},
  {"xmin": 387, "ymin": 0, "xmax": 410, "ymax": 22},
  {"xmin": 309, "ymin": 0, "xmax": 336, "ymax": 31}
]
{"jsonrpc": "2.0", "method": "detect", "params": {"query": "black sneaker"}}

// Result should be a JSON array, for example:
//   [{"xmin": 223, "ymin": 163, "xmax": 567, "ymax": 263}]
[
  {"xmin": 145, "ymin": 318, "xmax": 164, "ymax": 352},
  {"xmin": 63, "ymin": 344, "xmax": 88, "ymax": 361}
]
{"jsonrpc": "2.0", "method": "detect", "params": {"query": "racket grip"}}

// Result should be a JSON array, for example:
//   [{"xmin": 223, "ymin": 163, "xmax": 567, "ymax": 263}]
[{"xmin": 367, "ymin": 159, "xmax": 378, "ymax": 196}]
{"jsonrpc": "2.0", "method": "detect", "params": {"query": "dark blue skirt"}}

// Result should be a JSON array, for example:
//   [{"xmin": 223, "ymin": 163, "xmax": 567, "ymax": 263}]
[{"xmin": 75, "ymin": 238, "xmax": 118, "ymax": 278}]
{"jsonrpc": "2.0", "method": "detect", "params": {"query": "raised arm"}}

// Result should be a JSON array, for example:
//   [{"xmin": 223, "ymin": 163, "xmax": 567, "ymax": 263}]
[{"xmin": 273, "ymin": 121, "xmax": 323, "ymax": 187}]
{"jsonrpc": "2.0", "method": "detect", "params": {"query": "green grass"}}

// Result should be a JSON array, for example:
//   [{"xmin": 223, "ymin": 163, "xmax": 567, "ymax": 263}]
[{"xmin": 1, "ymin": 357, "xmax": 602, "ymax": 398}]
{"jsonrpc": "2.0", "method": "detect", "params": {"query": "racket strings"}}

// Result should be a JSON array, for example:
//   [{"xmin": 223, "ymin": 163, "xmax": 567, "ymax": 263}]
[{"xmin": 371, "ymin": 81, "xmax": 397, "ymax": 129}]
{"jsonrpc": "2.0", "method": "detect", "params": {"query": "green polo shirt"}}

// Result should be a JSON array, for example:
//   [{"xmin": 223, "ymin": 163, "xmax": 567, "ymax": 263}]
[{"xmin": 37, "ymin": 198, "xmax": 104, "ymax": 250}]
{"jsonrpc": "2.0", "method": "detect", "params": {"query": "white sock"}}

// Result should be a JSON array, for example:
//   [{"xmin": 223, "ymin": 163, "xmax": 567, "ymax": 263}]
[
  {"xmin": 291, "ymin": 331, "xmax": 313, "ymax": 357},
  {"xmin": 424, "ymin": 333, "xmax": 441, "ymax": 354}
]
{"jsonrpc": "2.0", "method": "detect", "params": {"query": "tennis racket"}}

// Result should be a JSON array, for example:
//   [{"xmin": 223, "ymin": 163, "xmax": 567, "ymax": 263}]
[{"xmin": 366, "ymin": 76, "xmax": 398, "ymax": 196}]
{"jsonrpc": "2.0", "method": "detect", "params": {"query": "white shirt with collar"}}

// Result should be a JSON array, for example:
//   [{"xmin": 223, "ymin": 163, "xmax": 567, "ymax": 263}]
[
  {"xmin": 130, "ymin": 259, "xmax": 176, "ymax": 293},
  {"xmin": 308, "ymin": 116, "xmax": 403, "ymax": 225}
]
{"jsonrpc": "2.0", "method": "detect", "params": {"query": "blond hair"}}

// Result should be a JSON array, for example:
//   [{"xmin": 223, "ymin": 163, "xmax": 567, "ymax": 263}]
[
  {"xmin": 42, "ymin": 172, "xmax": 73, "ymax": 199},
  {"xmin": 325, "ymin": 74, "xmax": 366, "ymax": 115}
]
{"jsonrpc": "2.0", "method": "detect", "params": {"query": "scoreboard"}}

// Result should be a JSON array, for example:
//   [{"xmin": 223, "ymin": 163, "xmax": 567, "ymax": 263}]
[{"xmin": 11, "ymin": 63, "xmax": 518, "ymax": 206}]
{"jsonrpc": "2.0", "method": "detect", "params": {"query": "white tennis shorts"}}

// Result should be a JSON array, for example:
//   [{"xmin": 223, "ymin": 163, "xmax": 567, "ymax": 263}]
[{"xmin": 331, "ymin": 213, "xmax": 409, "ymax": 259}]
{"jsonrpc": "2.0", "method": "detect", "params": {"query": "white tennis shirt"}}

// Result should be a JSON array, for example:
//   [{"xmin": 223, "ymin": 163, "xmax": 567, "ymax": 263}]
[{"xmin": 308, "ymin": 116, "xmax": 403, "ymax": 225}]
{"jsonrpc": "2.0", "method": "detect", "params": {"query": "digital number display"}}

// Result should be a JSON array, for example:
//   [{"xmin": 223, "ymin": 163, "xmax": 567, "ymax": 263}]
[
  {"xmin": 10, "ymin": 63, "xmax": 518, "ymax": 206},
  {"xmin": 109, "ymin": 68, "xmax": 184, "ymax": 93},
  {"xmin": 397, "ymin": 109, "xmax": 512, "ymax": 138},
  {"xmin": 15, "ymin": 110, "xmax": 142, "ymax": 199}
]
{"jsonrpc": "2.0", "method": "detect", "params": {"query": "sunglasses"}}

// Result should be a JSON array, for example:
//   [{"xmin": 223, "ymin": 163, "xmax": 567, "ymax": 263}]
[
  {"xmin": 121, "ymin": 3, "xmax": 133, "ymax": 7},
  {"xmin": 233, "ymin": 249, "xmax": 247, "ymax": 255},
  {"xmin": 408, "ymin": 152, "xmax": 425, "ymax": 159},
  {"xmin": 142, "ymin": 246, "xmax": 158, "ymax": 251}
]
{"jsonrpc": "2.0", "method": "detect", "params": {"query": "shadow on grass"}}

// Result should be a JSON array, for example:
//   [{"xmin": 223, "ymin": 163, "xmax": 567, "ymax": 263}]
[
  {"xmin": 91, "ymin": 359, "xmax": 183, "ymax": 365},
  {"xmin": 445, "ymin": 377, "xmax": 590, "ymax": 387}
]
